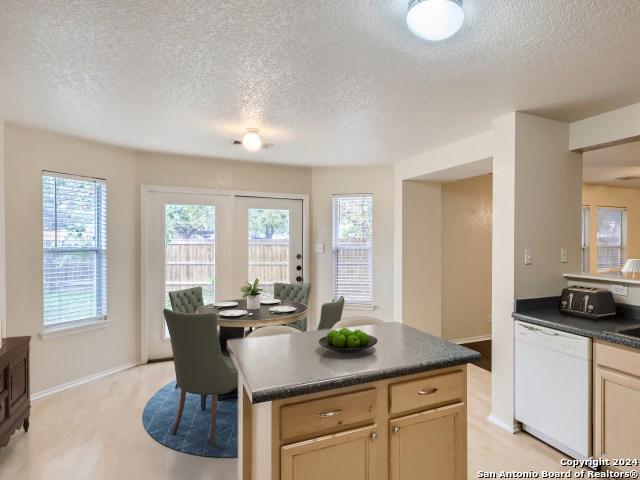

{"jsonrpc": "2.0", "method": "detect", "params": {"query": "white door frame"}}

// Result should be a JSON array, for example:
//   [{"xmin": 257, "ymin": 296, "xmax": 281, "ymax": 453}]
[{"xmin": 140, "ymin": 184, "xmax": 309, "ymax": 363}]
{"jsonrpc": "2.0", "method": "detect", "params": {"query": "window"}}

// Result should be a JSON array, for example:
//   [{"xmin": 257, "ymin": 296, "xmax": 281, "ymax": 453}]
[
  {"xmin": 42, "ymin": 173, "xmax": 107, "ymax": 327},
  {"xmin": 596, "ymin": 207, "xmax": 626, "ymax": 272},
  {"xmin": 581, "ymin": 206, "xmax": 590, "ymax": 273},
  {"xmin": 333, "ymin": 194, "xmax": 373, "ymax": 305}
]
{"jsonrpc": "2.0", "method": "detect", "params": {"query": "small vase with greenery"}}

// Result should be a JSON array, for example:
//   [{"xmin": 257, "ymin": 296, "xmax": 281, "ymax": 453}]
[{"xmin": 242, "ymin": 278, "xmax": 264, "ymax": 309}]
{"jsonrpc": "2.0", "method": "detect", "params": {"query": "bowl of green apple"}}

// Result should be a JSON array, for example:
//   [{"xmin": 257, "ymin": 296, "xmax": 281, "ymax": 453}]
[{"xmin": 319, "ymin": 328, "xmax": 378, "ymax": 353}]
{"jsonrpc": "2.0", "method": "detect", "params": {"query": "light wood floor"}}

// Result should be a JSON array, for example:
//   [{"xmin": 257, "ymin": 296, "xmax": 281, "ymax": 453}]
[{"xmin": 0, "ymin": 363, "xmax": 575, "ymax": 479}]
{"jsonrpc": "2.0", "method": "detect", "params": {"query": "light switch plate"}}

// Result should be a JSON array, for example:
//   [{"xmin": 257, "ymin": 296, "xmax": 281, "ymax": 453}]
[
  {"xmin": 315, "ymin": 242, "xmax": 324, "ymax": 254},
  {"xmin": 560, "ymin": 248, "xmax": 568, "ymax": 263},
  {"xmin": 524, "ymin": 248, "xmax": 533, "ymax": 265}
]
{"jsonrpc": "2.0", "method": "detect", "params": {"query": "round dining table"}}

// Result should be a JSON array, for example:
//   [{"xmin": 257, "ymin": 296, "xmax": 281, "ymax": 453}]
[{"xmin": 196, "ymin": 299, "xmax": 308, "ymax": 328}]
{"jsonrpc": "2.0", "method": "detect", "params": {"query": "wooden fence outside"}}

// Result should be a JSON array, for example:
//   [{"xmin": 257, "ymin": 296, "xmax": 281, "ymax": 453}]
[{"xmin": 165, "ymin": 239, "xmax": 290, "ymax": 299}]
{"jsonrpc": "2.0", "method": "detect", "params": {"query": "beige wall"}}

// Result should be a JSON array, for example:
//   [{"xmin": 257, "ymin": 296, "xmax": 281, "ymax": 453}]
[
  {"xmin": 4, "ymin": 124, "xmax": 313, "ymax": 394},
  {"xmin": 310, "ymin": 166, "xmax": 394, "ymax": 327},
  {"xmin": 5, "ymin": 124, "xmax": 139, "ymax": 393},
  {"xmin": 135, "ymin": 150, "xmax": 312, "ymax": 194},
  {"xmin": 0, "ymin": 122, "xmax": 5, "ymax": 340},
  {"xmin": 441, "ymin": 174, "xmax": 492, "ymax": 341},
  {"xmin": 401, "ymin": 181, "xmax": 442, "ymax": 335},
  {"xmin": 582, "ymin": 184, "xmax": 640, "ymax": 272}
]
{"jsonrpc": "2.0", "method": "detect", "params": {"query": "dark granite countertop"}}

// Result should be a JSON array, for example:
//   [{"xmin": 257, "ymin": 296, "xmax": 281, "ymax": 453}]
[
  {"xmin": 513, "ymin": 298, "xmax": 640, "ymax": 350},
  {"xmin": 228, "ymin": 322, "xmax": 480, "ymax": 404}
]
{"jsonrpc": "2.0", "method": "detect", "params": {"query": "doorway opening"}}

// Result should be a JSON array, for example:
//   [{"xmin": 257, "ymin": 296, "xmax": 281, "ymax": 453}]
[{"xmin": 401, "ymin": 158, "xmax": 493, "ymax": 371}]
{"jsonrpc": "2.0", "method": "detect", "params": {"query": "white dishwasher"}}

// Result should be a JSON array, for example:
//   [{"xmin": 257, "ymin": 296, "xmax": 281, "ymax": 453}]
[{"xmin": 515, "ymin": 320, "xmax": 592, "ymax": 460}]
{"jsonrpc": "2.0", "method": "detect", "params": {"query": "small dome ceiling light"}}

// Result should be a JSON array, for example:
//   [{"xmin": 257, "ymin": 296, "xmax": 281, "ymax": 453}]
[
  {"xmin": 406, "ymin": 0, "xmax": 465, "ymax": 42},
  {"xmin": 242, "ymin": 128, "xmax": 262, "ymax": 152}
]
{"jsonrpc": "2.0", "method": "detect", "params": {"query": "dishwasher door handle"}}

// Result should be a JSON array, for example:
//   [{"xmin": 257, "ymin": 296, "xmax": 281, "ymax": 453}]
[{"xmin": 520, "ymin": 323, "xmax": 559, "ymax": 336}]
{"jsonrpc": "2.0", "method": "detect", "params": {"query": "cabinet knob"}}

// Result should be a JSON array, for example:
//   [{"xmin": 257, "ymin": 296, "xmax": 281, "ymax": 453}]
[
  {"xmin": 392, "ymin": 426, "xmax": 400, "ymax": 435},
  {"xmin": 370, "ymin": 432, "xmax": 378, "ymax": 441}
]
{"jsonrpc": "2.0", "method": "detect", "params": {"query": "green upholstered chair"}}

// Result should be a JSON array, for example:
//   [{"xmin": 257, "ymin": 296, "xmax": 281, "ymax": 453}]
[
  {"xmin": 317, "ymin": 296, "xmax": 345, "ymax": 330},
  {"xmin": 163, "ymin": 309, "xmax": 237, "ymax": 446},
  {"xmin": 168, "ymin": 287, "xmax": 204, "ymax": 314},
  {"xmin": 274, "ymin": 283, "xmax": 311, "ymax": 331}
]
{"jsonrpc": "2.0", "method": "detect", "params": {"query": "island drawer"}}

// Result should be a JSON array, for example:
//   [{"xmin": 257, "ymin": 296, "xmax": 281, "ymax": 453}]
[
  {"xmin": 389, "ymin": 370, "xmax": 464, "ymax": 415},
  {"xmin": 280, "ymin": 388, "xmax": 377, "ymax": 442}
]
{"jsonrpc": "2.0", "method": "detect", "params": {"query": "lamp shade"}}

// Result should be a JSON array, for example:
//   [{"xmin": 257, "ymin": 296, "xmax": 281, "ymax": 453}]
[{"xmin": 621, "ymin": 259, "xmax": 640, "ymax": 274}]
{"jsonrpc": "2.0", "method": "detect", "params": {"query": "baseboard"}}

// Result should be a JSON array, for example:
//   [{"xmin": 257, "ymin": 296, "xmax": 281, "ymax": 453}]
[
  {"xmin": 453, "ymin": 334, "xmax": 491, "ymax": 345},
  {"xmin": 31, "ymin": 362, "xmax": 140, "ymax": 401},
  {"xmin": 487, "ymin": 413, "xmax": 522, "ymax": 433}
]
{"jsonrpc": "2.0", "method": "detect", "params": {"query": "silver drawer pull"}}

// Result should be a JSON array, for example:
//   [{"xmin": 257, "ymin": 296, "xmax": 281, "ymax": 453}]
[
  {"xmin": 392, "ymin": 426, "xmax": 400, "ymax": 434},
  {"xmin": 418, "ymin": 387, "xmax": 438, "ymax": 396},
  {"xmin": 370, "ymin": 432, "xmax": 378, "ymax": 441},
  {"xmin": 317, "ymin": 409, "xmax": 342, "ymax": 418}
]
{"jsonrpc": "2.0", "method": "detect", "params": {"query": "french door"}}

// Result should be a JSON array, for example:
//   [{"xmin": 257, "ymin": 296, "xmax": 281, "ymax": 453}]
[
  {"xmin": 233, "ymin": 197, "xmax": 304, "ymax": 299},
  {"xmin": 143, "ymin": 189, "xmax": 304, "ymax": 360}
]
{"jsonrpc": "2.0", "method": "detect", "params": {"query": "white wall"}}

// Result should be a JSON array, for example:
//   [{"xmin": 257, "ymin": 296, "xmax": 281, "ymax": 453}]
[
  {"xmin": 310, "ymin": 166, "xmax": 394, "ymax": 327},
  {"xmin": 570, "ymin": 102, "xmax": 640, "ymax": 151},
  {"xmin": 490, "ymin": 113, "xmax": 517, "ymax": 431},
  {"xmin": 491, "ymin": 113, "xmax": 582, "ymax": 430}
]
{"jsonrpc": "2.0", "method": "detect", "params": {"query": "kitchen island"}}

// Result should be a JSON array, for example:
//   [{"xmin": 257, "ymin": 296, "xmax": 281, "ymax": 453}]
[{"xmin": 228, "ymin": 322, "xmax": 479, "ymax": 480}]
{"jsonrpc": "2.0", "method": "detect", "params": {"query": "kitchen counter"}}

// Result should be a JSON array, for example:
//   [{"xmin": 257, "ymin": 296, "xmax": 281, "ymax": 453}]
[
  {"xmin": 228, "ymin": 322, "xmax": 479, "ymax": 403},
  {"xmin": 513, "ymin": 298, "xmax": 640, "ymax": 350}
]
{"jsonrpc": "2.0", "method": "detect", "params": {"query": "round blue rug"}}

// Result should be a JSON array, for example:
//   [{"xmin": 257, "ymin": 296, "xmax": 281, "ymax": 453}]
[{"xmin": 142, "ymin": 381, "xmax": 237, "ymax": 458}]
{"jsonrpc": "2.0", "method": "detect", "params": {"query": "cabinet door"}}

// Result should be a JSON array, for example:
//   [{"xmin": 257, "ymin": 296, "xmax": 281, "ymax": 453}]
[
  {"xmin": 281, "ymin": 424, "xmax": 379, "ymax": 480},
  {"xmin": 390, "ymin": 402, "xmax": 465, "ymax": 480},
  {"xmin": 595, "ymin": 366, "xmax": 640, "ymax": 472}
]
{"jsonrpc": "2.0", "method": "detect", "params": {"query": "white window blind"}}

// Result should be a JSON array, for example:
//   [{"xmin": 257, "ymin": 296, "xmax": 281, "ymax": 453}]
[
  {"xmin": 42, "ymin": 173, "xmax": 107, "ymax": 327},
  {"xmin": 333, "ymin": 194, "xmax": 373, "ymax": 305},
  {"xmin": 581, "ymin": 206, "xmax": 590, "ymax": 273},
  {"xmin": 596, "ymin": 207, "xmax": 626, "ymax": 272}
]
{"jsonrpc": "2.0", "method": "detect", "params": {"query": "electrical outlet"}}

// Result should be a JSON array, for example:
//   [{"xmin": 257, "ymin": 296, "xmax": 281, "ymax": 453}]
[
  {"xmin": 315, "ymin": 242, "xmax": 324, "ymax": 254},
  {"xmin": 524, "ymin": 249, "xmax": 533, "ymax": 265},
  {"xmin": 560, "ymin": 248, "xmax": 568, "ymax": 263},
  {"xmin": 611, "ymin": 284, "xmax": 628, "ymax": 296},
  {"xmin": 487, "ymin": 314, "xmax": 492, "ymax": 324}
]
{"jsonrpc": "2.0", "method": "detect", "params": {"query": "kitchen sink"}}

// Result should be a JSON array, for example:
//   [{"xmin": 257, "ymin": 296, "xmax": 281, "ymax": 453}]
[{"xmin": 614, "ymin": 327, "xmax": 640, "ymax": 338}]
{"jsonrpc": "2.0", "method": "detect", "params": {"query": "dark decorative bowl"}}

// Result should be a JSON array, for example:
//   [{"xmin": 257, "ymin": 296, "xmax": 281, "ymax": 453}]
[{"xmin": 319, "ymin": 335, "xmax": 378, "ymax": 353}]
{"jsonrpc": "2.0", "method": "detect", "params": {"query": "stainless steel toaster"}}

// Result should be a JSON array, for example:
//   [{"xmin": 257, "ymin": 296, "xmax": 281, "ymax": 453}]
[{"xmin": 560, "ymin": 286, "xmax": 616, "ymax": 319}]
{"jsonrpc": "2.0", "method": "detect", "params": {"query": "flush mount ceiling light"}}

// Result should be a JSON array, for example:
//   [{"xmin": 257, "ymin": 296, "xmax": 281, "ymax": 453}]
[
  {"xmin": 406, "ymin": 0, "xmax": 464, "ymax": 41},
  {"xmin": 242, "ymin": 128, "xmax": 262, "ymax": 152}
]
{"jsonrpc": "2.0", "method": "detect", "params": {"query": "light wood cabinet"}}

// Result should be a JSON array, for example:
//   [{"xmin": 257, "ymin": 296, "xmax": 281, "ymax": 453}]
[
  {"xmin": 389, "ymin": 403, "xmax": 465, "ymax": 480},
  {"xmin": 281, "ymin": 424, "xmax": 379, "ymax": 480},
  {"xmin": 594, "ymin": 340, "xmax": 640, "ymax": 473},
  {"xmin": 240, "ymin": 365, "xmax": 468, "ymax": 480}
]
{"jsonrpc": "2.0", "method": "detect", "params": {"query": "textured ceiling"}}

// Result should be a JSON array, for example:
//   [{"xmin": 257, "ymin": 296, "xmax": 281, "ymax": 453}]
[
  {"xmin": 1, "ymin": 1, "xmax": 640, "ymax": 166},
  {"xmin": 584, "ymin": 141, "xmax": 640, "ymax": 189}
]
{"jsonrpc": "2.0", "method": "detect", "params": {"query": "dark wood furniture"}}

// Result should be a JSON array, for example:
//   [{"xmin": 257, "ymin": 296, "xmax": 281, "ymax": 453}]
[{"xmin": 0, "ymin": 336, "xmax": 30, "ymax": 448}]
